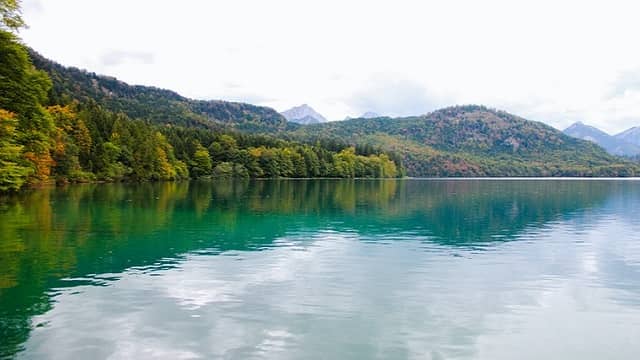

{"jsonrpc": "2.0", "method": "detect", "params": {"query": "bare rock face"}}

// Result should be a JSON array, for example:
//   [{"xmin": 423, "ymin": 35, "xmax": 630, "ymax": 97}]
[{"xmin": 281, "ymin": 104, "xmax": 327, "ymax": 124}]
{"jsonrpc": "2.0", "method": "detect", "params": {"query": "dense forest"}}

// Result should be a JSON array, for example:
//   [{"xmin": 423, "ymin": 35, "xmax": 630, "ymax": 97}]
[
  {"xmin": 0, "ymin": 4, "xmax": 400, "ymax": 192},
  {"xmin": 27, "ymin": 50, "xmax": 292, "ymax": 133}
]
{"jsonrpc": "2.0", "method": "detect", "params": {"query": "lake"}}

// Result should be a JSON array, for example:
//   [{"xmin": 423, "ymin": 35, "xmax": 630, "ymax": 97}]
[{"xmin": 1, "ymin": 179, "xmax": 639, "ymax": 359}]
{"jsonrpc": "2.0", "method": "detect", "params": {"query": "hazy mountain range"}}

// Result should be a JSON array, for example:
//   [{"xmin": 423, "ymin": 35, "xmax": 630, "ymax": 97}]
[{"xmin": 563, "ymin": 122, "xmax": 640, "ymax": 157}]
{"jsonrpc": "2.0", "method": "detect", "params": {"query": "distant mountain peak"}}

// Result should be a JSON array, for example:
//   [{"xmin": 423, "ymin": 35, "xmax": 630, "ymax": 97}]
[
  {"xmin": 344, "ymin": 111, "xmax": 383, "ymax": 121},
  {"xmin": 361, "ymin": 111, "xmax": 381, "ymax": 119},
  {"xmin": 616, "ymin": 126, "xmax": 640, "ymax": 146},
  {"xmin": 281, "ymin": 104, "xmax": 327, "ymax": 125},
  {"xmin": 564, "ymin": 121, "xmax": 604, "ymax": 133},
  {"xmin": 564, "ymin": 121, "xmax": 640, "ymax": 156}
]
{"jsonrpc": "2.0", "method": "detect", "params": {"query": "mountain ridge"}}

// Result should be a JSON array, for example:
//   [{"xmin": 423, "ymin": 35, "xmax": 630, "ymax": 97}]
[
  {"xmin": 27, "ymin": 49, "xmax": 290, "ymax": 133},
  {"xmin": 615, "ymin": 126, "xmax": 640, "ymax": 146},
  {"xmin": 563, "ymin": 122, "xmax": 640, "ymax": 156},
  {"xmin": 288, "ymin": 105, "xmax": 639, "ymax": 176}
]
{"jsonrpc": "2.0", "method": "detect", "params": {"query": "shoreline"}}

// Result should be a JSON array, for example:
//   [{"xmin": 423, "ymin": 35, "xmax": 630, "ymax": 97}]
[{"xmin": 10, "ymin": 176, "xmax": 640, "ymax": 192}]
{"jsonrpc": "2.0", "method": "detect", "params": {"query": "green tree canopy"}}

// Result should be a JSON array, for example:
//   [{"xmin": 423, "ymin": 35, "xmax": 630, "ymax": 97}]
[
  {"xmin": 0, "ymin": 0, "xmax": 25, "ymax": 32},
  {"xmin": 0, "ymin": 109, "xmax": 31, "ymax": 190}
]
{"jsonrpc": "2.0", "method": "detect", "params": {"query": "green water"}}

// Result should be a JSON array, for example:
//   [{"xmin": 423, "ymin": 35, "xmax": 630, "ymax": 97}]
[{"xmin": 1, "ymin": 179, "xmax": 640, "ymax": 359}]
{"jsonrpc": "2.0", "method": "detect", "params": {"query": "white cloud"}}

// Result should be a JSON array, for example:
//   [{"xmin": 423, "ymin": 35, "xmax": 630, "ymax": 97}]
[
  {"xmin": 20, "ymin": 0, "xmax": 640, "ymax": 131},
  {"xmin": 608, "ymin": 69, "xmax": 640, "ymax": 98},
  {"xmin": 100, "ymin": 50, "xmax": 154, "ymax": 66},
  {"xmin": 347, "ymin": 74, "xmax": 449, "ymax": 117}
]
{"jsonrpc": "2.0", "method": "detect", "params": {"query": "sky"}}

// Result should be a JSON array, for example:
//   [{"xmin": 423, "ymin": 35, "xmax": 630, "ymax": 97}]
[{"xmin": 19, "ymin": 0, "xmax": 640, "ymax": 133}]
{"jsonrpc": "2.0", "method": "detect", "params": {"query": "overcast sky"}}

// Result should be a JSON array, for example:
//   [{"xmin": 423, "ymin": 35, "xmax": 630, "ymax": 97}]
[{"xmin": 19, "ymin": 0, "xmax": 640, "ymax": 133}]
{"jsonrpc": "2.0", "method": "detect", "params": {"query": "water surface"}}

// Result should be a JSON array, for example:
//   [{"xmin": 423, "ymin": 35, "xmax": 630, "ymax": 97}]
[{"xmin": 1, "ymin": 179, "xmax": 639, "ymax": 359}]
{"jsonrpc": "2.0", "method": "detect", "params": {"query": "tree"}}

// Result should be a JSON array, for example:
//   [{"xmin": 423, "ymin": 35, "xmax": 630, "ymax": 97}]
[
  {"xmin": 99, "ymin": 141, "xmax": 127, "ymax": 181},
  {"xmin": 0, "ymin": 31, "xmax": 51, "ymax": 120},
  {"xmin": 302, "ymin": 147, "xmax": 320, "ymax": 177},
  {"xmin": 154, "ymin": 132, "xmax": 177, "ymax": 180},
  {"xmin": 0, "ymin": 109, "xmax": 31, "ymax": 190},
  {"xmin": 208, "ymin": 134, "xmax": 238, "ymax": 164},
  {"xmin": 1, "ymin": 29, "xmax": 54, "ymax": 182},
  {"xmin": 379, "ymin": 154, "xmax": 398, "ymax": 177},
  {"xmin": 0, "ymin": 0, "xmax": 25, "ymax": 32},
  {"xmin": 48, "ymin": 105, "xmax": 94, "ymax": 182},
  {"xmin": 333, "ymin": 147, "xmax": 357, "ymax": 177},
  {"xmin": 232, "ymin": 163, "xmax": 249, "ymax": 178},
  {"xmin": 191, "ymin": 142, "xmax": 212, "ymax": 177},
  {"xmin": 212, "ymin": 162, "xmax": 233, "ymax": 178}
]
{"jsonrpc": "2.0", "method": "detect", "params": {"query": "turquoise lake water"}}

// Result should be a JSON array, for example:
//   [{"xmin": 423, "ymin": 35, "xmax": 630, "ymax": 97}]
[{"xmin": 1, "ymin": 179, "xmax": 639, "ymax": 359}]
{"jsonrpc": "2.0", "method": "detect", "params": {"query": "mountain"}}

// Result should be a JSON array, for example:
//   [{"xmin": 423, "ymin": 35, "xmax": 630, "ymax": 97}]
[
  {"xmin": 616, "ymin": 126, "xmax": 640, "ymax": 147},
  {"xmin": 281, "ymin": 104, "xmax": 327, "ymax": 124},
  {"xmin": 27, "ymin": 50, "xmax": 289, "ymax": 133},
  {"xmin": 289, "ymin": 105, "xmax": 640, "ymax": 177},
  {"xmin": 361, "ymin": 111, "xmax": 381, "ymax": 119},
  {"xmin": 345, "ymin": 112, "xmax": 383, "ymax": 121},
  {"xmin": 563, "ymin": 122, "xmax": 640, "ymax": 156}
]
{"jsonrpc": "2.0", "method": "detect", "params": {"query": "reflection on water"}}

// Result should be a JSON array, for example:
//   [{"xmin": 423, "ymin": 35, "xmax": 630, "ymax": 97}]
[{"xmin": 1, "ymin": 179, "xmax": 640, "ymax": 359}]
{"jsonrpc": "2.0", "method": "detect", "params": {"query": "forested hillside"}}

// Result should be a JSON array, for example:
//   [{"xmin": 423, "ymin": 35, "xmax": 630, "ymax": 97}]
[
  {"xmin": 0, "ymin": 17, "xmax": 400, "ymax": 192},
  {"xmin": 27, "ymin": 50, "xmax": 290, "ymax": 133},
  {"xmin": 288, "ymin": 106, "xmax": 640, "ymax": 177}
]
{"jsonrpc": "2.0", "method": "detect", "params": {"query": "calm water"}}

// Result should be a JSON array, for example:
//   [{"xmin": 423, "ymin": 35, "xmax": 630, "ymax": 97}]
[{"xmin": 1, "ymin": 179, "xmax": 640, "ymax": 359}]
